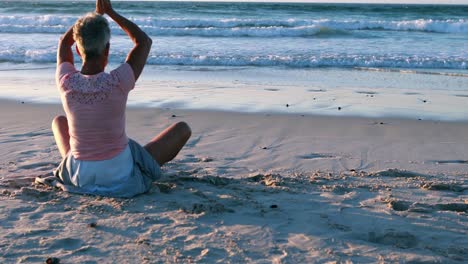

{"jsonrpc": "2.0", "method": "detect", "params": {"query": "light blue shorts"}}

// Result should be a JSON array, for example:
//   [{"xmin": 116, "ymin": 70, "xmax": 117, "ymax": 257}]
[{"xmin": 53, "ymin": 139, "xmax": 161, "ymax": 198}]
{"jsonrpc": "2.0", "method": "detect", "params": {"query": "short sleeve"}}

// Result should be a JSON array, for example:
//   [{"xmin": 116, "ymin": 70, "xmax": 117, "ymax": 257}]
[
  {"xmin": 56, "ymin": 62, "xmax": 76, "ymax": 87},
  {"xmin": 110, "ymin": 63, "xmax": 136, "ymax": 93}
]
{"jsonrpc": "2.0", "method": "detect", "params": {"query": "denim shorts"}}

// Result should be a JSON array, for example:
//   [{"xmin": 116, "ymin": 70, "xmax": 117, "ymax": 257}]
[{"xmin": 54, "ymin": 139, "xmax": 161, "ymax": 198}]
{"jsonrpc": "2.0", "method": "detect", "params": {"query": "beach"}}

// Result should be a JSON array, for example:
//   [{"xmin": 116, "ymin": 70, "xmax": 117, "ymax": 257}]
[
  {"xmin": 0, "ymin": 100, "xmax": 467, "ymax": 263},
  {"xmin": 1, "ymin": 1, "xmax": 468, "ymax": 263}
]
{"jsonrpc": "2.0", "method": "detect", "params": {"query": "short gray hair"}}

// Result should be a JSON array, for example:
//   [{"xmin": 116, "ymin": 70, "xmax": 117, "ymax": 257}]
[{"xmin": 73, "ymin": 12, "xmax": 110, "ymax": 59}]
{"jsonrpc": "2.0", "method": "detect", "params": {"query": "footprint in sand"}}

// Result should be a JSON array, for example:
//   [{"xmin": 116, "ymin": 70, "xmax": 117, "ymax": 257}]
[
  {"xmin": 355, "ymin": 91, "xmax": 378, "ymax": 95},
  {"xmin": 328, "ymin": 222, "xmax": 352, "ymax": 232},
  {"xmin": 41, "ymin": 237, "xmax": 84, "ymax": 251},
  {"xmin": 387, "ymin": 200, "xmax": 468, "ymax": 213},
  {"xmin": 430, "ymin": 159, "xmax": 468, "ymax": 165},
  {"xmin": 15, "ymin": 187, "xmax": 52, "ymax": 202},
  {"xmin": 420, "ymin": 182, "xmax": 466, "ymax": 192},
  {"xmin": 0, "ymin": 176, "xmax": 36, "ymax": 188},
  {"xmin": 183, "ymin": 202, "xmax": 234, "ymax": 214},
  {"xmin": 368, "ymin": 169, "xmax": 426, "ymax": 178},
  {"xmin": 368, "ymin": 230, "xmax": 418, "ymax": 249},
  {"xmin": 6, "ymin": 205, "xmax": 39, "ymax": 222},
  {"xmin": 321, "ymin": 185, "xmax": 352, "ymax": 195},
  {"xmin": 178, "ymin": 175, "xmax": 231, "ymax": 186},
  {"xmin": 387, "ymin": 200, "xmax": 411, "ymax": 211},
  {"xmin": 297, "ymin": 153, "xmax": 336, "ymax": 160},
  {"xmin": 247, "ymin": 174, "xmax": 282, "ymax": 187},
  {"xmin": 198, "ymin": 157, "xmax": 214, "ymax": 163},
  {"xmin": 435, "ymin": 203, "xmax": 468, "ymax": 213},
  {"xmin": 18, "ymin": 150, "xmax": 39, "ymax": 156},
  {"xmin": 307, "ymin": 89, "xmax": 326, "ymax": 92}
]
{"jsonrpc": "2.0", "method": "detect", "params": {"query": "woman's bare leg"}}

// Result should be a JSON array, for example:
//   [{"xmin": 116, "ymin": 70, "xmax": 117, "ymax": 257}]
[
  {"xmin": 51, "ymin": 115, "xmax": 70, "ymax": 158},
  {"xmin": 144, "ymin": 122, "xmax": 191, "ymax": 166}
]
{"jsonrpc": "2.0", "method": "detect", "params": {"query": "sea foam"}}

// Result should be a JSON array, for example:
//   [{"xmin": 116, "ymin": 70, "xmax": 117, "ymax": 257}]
[
  {"xmin": 0, "ymin": 15, "xmax": 466, "ymax": 36},
  {"xmin": 1, "ymin": 48, "xmax": 466, "ymax": 70}
]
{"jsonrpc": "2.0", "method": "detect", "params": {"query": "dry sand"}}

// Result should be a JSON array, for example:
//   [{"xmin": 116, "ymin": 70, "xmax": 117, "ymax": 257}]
[{"xmin": 0, "ymin": 99, "xmax": 467, "ymax": 263}]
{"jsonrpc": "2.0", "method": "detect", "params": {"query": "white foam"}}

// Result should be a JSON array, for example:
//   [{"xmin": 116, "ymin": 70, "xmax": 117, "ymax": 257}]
[
  {"xmin": 1, "ymin": 48, "xmax": 465, "ymax": 70},
  {"xmin": 0, "ymin": 15, "xmax": 466, "ymax": 36}
]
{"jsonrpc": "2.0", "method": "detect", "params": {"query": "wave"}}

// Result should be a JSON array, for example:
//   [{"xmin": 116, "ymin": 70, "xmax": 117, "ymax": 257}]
[
  {"xmin": 1, "ymin": 49, "xmax": 466, "ymax": 70},
  {"xmin": 131, "ymin": 17, "xmax": 468, "ymax": 34},
  {"xmin": 0, "ymin": 15, "xmax": 467, "ymax": 37},
  {"xmin": 149, "ymin": 54, "xmax": 467, "ymax": 70}
]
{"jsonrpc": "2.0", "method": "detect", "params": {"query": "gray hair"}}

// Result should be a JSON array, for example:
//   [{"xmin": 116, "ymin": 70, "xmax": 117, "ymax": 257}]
[{"xmin": 73, "ymin": 12, "xmax": 110, "ymax": 59}]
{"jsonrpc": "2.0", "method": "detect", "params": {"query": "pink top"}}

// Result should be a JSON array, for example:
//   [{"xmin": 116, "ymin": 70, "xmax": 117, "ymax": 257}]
[{"xmin": 56, "ymin": 62, "xmax": 135, "ymax": 161}]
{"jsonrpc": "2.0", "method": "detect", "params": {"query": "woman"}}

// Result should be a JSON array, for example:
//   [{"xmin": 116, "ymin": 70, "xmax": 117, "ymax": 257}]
[{"xmin": 52, "ymin": 0, "xmax": 191, "ymax": 197}]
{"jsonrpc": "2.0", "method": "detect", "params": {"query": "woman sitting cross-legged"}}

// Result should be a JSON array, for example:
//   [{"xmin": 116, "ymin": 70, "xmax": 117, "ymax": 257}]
[{"xmin": 52, "ymin": 0, "xmax": 191, "ymax": 197}]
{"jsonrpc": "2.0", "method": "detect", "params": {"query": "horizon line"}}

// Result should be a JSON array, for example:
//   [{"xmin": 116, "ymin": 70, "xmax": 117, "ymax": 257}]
[{"xmin": 22, "ymin": 0, "xmax": 468, "ymax": 5}]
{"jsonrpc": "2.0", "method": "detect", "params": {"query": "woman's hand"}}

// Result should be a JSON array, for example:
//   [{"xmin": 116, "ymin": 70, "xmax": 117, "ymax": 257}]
[
  {"xmin": 96, "ymin": 0, "xmax": 113, "ymax": 15},
  {"xmin": 57, "ymin": 26, "xmax": 75, "ymax": 66},
  {"xmin": 96, "ymin": 0, "xmax": 152, "ymax": 81}
]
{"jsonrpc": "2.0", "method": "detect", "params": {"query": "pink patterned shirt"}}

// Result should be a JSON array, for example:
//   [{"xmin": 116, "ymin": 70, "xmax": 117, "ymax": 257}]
[{"xmin": 56, "ymin": 62, "xmax": 135, "ymax": 161}]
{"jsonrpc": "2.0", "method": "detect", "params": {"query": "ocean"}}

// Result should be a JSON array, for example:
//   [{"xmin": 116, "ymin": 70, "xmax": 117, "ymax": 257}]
[{"xmin": 0, "ymin": 1, "xmax": 467, "ymax": 120}]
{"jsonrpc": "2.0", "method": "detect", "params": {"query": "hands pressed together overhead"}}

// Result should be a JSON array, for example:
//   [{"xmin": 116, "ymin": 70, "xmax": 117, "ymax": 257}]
[
  {"xmin": 57, "ymin": 0, "xmax": 152, "ymax": 81},
  {"xmin": 96, "ymin": 0, "xmax": 113, "ymax": 15}
]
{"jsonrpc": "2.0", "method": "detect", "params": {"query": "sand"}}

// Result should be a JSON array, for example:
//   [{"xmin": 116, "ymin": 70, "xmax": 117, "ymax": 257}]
[
  {"xmin": 2, "ymin": 65, "xmax": 468, "ymax": 121},
  {"xmin": 0, "ymin": 99, "xmax": 467, "ymax": 263}
]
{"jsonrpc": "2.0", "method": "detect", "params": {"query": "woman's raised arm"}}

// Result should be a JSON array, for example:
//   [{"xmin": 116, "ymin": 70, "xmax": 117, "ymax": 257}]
[
  {"xmin": 96, "ymin": 0, "xmax": 152, "ymax": 81},
  {"xmin": 57, "ymin": 26, "xmax": 75, "ymax": 66}
]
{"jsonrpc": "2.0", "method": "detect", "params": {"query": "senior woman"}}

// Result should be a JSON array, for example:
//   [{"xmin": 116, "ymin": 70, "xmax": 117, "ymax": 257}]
[{"xmin": 52, "ymin": 0, "xmax": 191, "ymax": 197}]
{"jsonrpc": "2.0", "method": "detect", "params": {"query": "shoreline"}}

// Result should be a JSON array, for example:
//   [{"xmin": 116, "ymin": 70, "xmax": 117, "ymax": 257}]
[{"xmin": 1, "ymin": 63, "xmax": 468, "ymax": 122}]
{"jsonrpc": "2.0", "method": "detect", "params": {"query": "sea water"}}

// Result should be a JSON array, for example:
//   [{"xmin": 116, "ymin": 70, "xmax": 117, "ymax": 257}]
[{"xmin": 0, "ymin": 1, "xmax": 467, "ymax": 120}]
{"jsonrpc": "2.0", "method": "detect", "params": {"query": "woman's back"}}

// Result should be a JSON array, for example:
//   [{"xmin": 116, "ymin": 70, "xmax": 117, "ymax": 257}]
[{"xmin": 57, "ymin": 62, "xmax": 135, "ymax": 160}]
